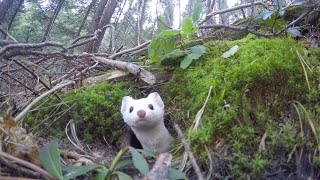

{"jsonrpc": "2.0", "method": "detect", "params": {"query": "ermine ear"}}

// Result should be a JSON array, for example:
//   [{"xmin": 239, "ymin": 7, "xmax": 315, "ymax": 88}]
[
  {"xmin": 121, "ymin": 96, "xmax": 133, "ymax": 114},
  {"xmin": 147, "ymin": 92, "xmax": 164, "ymax": 109}
]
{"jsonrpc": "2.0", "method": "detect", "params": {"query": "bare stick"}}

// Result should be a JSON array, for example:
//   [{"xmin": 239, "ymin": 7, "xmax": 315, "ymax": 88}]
[
  {"xmin": 174, "ymin": 124, "xmax": 204, "ymax": 180},
  {"xmin": 0, "ymin": 27, "xmax": 18, "ymax": 42},
  {"xmin": 199, "ymin": 1, "xmax": 267, "ymax": 25},
  {"xmin": 0, "ymin": 41, "xmax": 66, "ymax": 57},
  {"xmin": 15, "ymin": 80, "xmax": 75, "ymax": 122},
  {"xmin": 0, "ymin": 151, "xmax": 55, "ymax": 180},
  {"xmin": 94, "ymin": 56, "xmax": 156, "ymax": 85},
  {"xmin": 108, "ymin": 40, "xmax": 151, "ymax": 59},
  {"xmin": 147, "ymin": 152, "xmax": 172, "ymax": 180}
]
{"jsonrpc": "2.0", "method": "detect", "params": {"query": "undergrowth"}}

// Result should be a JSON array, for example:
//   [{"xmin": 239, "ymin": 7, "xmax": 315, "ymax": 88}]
[
  {"xmin": 162, "ymin": 35, "xmax": 320, "ymax": 178},
  {"xmin": 25, "ymin": 82, "xmax": 139, "ymax": 143}
]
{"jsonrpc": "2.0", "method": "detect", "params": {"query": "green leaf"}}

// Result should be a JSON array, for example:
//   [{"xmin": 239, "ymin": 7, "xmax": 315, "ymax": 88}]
[
  {"xmin": 161, "ymin": 29, "xmax": 181, "ymax": 36},
  {"xmin": 163, "ymin": 36, "xmax": 176, "ymax": 56},
  {"xmin": 182, "ymin": 18, "xmax": 193, "ymax": 35},
  {"xmin": 254, "ymin": 11, "xmax": 274, "ymax": 20},
  {"xmin": 114, "ymin": 159, "xmax": 133, "ymax": 170},
  {"xmin": 180, "ymin": 55, "xmax": 193, "ymax": 69},
  {"xmin": 39, "ymin": 140, "xmax": 63, "ymax": 180},
  {"xmin": 287, "ymin": 27, "xmax": 301, "ymax": 37},
  {"xmin": 136, "ymin": 149, "xmax": 157, "ymax": 158},
  {"xmin": 114, "ymin": 171, "xmax": 133, "ymax": 180},
  {"xmin": 190, "ymin": 46, "xmax": 206, "ymax": 56},
  {"xmin": 93, "ymin": 167, "xmax": 110, "ymax": 180},
  {"xmin": 192, "ymin": 0, "xmax": 203, "ymax": 23},
  {"xmin": 156, "ymin": 16, "xmax": 169, "ymax": 34},
  {"xmin": 180, "ymin": 46, "xmax": 206, "ymax": 69},
  {"xmin": 168, "ymin": 168, "xmax": 187, "ymax": 180},
  {"xmin": 129, "ymin": 147, "xmax": 149, "ymax": 176},
  {"xmin": 219, "ymin": 89, "xmax": 226, "ymax": 100},
  {"xmin": 221, "ymin": 45, "xmax": 239, "ymax": 58},
  {"xmin": 63, "ymin": 164, "xmax": 103, "ymax": 180}
]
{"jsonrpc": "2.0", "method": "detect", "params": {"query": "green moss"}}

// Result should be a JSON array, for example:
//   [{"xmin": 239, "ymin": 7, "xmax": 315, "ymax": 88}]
[
  {"xmin": 162, "ymin": 35, "xmax": 320, "ymax": 177},
  {"xmin": 25, "ymin": 82, "xmax": 139, "ymax": 143}
]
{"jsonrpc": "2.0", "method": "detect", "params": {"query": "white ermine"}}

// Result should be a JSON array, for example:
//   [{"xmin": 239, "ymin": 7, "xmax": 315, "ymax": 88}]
[{"xmin": 121, "ymin": 92, "xmax": 172, "ymax": 154}]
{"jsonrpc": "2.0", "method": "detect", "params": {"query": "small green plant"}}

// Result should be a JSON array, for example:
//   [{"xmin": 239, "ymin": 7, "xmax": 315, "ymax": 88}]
[
  {"xmin": 40, "ymin": 141, "xmax": 186, "ymax": 180},
  {"xmin": 26, "ymin": 82, "xmax": 138, "ymax": 143},
  {"xmin": 280, "ymin": 122, "xmax": 296, "ymax": 152},
  {"xmin": 148, "ymin": 0, "xmax": 206, "ymax": 69},
  {"xmin": 251, "ymin": 154, "xmax": 267, "ymax": 176}
]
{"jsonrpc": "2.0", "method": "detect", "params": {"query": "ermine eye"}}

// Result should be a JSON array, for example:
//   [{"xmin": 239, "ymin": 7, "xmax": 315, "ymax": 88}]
[
  {"xmin": 129, "ymin": 106, "xmax": 134, "ymax": 113},
  {"xmin": 148, "ymin": 104, "xmax": 154, "ymax": 110}
]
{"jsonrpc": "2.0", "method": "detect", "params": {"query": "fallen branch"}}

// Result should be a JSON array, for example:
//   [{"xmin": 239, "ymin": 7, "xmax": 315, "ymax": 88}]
[
  {"xmin": 199, "ymin": 1, "xmax": 267, "ymax": 25},
  {"xmin": 147, "ymin": 152, "xmax": 172, "ymax": 180},
  {"xmin": 15, "ymin": 80, "xmax": 75, "ymax": 122},
  {"xmin": 108, "ymin": 40, "xmax": 151, "ymax": 59},
  {"xmin": 200, "ymin": 24, "xmax": 273, "ymax": 37},
  {"xmin": 0, "ymin": 151, "xmax": 55, "ymax": 180},
  {"xmin": 174, "ymin": 124, "xmax": 204, "ymax": 180},
  {"xmin": 94, "ymin": 56, "xmax": 156, "ymax": 85},
  {"xmin": 0, "ymin": 41, "xmax": 66, "ymax": 57}
]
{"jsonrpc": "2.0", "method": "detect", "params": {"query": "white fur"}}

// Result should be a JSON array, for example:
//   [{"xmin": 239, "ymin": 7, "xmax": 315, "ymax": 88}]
[{"xmin": 121, "ymin": 92, "xmax": 172, "ymax": 153}]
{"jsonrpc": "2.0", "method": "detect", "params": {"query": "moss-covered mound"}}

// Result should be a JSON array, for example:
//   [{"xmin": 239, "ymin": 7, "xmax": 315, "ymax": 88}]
[
  {"xmin": 162, "ymin": 35, "xmax": 320, "ymax": 178},
  {"xmin": 25, "ymin": 82, "xmax": 139, "ymax": 143}
]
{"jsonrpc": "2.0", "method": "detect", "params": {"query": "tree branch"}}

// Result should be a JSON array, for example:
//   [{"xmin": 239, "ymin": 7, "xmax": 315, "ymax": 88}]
[{"xmin": 15, "ymin": 80, "xmax": 75, "ymax": 122}]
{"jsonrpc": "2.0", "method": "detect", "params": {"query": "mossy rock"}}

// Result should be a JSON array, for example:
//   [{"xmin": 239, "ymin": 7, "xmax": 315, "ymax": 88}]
[
  {"xmin": 25, "ymin": 82, "xmax": 139, "ymax": 143},
  {"xmin": 162, "ymin": 35, "xmax": 320, "ymax": 177}
]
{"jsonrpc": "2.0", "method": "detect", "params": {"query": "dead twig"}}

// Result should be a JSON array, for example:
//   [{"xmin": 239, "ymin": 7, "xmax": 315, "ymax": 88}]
[
  {"xmin": 147, "ymin": 152, "xmax": 172, "ymax": 180},
  {"xmin": 174, "ymin": 124, "xmax": 204, "ymax": 180},
  {"xmin": 15, "ymin": 80, "xmax": 75, "ymax": 122},
  {"xmin": 199, "ymin": 1, "xmax": 267, "ymax": 25},
  {"xmin": 0, "ymin": 151, "xmax": 55, "ymax": 180},
  {"xmin": 108, "ymin": 40, "xmax": 151, "ymax": 59},
  {"xmin": 94, "ymin": 56, "xmax": 156, "ymax": 85}
]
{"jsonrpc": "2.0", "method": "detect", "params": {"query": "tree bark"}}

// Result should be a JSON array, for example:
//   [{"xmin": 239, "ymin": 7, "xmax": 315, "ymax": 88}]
[
  {"xmin": 91, "ymin": 0, "xmax": 118, "ymax": 53},
  {"xmin": 84, "ymin": 0, "xmax": 109, "ymax": 52},
  {"xmin": 7, "ymin": 0, "xmax": 24, "ymax": 32},
  {"xmin": 0, "ymin": 0, "xmax": 14, "ymax": 24},
  {"xmin": 75, "ymin": 0, "xmax": 97, "ymax": 38},
  {"xmin": 41, "ymin": 0, "xmax": 65, "ymax": 42}
]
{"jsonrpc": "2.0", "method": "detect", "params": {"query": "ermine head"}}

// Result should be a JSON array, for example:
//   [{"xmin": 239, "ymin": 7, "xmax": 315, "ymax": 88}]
[{"xmin": 121, "ymin": 92, "xmax": 164, "ymax": 129}]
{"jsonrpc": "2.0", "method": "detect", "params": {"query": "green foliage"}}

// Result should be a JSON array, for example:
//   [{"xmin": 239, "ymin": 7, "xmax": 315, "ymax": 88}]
[
  {"xmin": 162, "ymin": 36, "xmax": 320, "ymax": 177},
  {"xmin": 25, "ymin": 82, "xmax": 138, "ymax": 143},
  {"xmin": 148, "ymin": 3, "xmax": 205, "ymax": 69},
  {"xmin": 64, "ymin": 164, "xmax": 105, "ymax": 180},
  {"xmin": 40, "ymin": 142, "xmax": 185, "ymax": 179},
  {"xmin": 251, "ymin": 154, "xmax": 268, "ymax": 176},
  {"xmin": 280, "ymin": 122, "xmax": 296, "ymax": 152},
  {"xmin": 129, "ymin": 147, "xmax": 149, "ymax": 175},
  {"xmin": 221, "ymin": 45, "xmax": 239, "ymax": 58},
  {"xmin": 39, "ymin": 140, "xmax": 63, "ymax": 180},
  {"xmin": 11, "ymin": 3, "xmax": 45, "ymax": 42},
  {"xmin": 180, "ymin": 46, "xmax": 206, "ymax": 69},
  {"xmin": 254, "ymin": 10, "xmax": 286, "ymax": 31}
]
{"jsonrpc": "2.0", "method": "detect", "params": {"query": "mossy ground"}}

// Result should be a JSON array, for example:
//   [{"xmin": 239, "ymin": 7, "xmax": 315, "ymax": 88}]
[
  {"xmin": 22, "ymin": 35, "xmax": 320, "ymax": 178},
  {"xmin": 162, "ymin": 35, "xmax": 320, "ymax": 178},
  {"xmin": 25, "ymin": 82, "xmax": 139, "ymax": 144}
]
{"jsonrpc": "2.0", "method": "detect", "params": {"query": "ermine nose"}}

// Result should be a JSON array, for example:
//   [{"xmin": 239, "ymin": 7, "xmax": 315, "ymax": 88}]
[{"xmin": 137, "ymin": 110, "xmax": 146, "ymax": 118}]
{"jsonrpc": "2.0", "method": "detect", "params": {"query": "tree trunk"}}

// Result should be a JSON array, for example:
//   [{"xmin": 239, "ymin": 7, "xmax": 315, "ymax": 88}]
[
  {"xmin": 7, "ymin": 0, "xmax": 24, "ymax": 32},
  {"xmin": 75, "ymin": 0, "xmax": 97, "ymax": 38},
  {"xmin": 217, "ymin": 0, "xmax": 229, "ymax": 24},
  {"xmin": 0, "ymin": 0, "xmax": 14, "ymax": 24},
  {"xmin": 84, "ymin": 0, "xmax": 109, "ymax": 52},
  {"xmin": 205, "ymin": 0, "xmax": 216, "ymax": 25},
  {"xmin": 91, "ymin": 0, "xmax": 118, "ymax": 53},
  {"xmin": 41, "ymin": 0, "xmax": 65, "ymax": 42}
]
